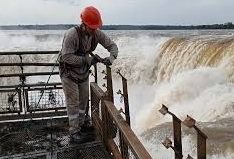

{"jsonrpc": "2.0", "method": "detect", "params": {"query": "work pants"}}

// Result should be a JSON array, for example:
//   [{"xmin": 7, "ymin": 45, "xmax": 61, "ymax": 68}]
[{"xmin": 61, "ymin": 76, "xmax": 89, "ymax": 135}]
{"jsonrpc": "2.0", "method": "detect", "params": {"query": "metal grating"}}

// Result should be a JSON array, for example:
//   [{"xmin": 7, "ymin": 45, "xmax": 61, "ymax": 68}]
[
  {"xmin": 26, "ymin": 87, "xmax": 65, "ymax": 112},
  {"xmin": 57, "ymin": 143, "xmax": 112, "ymax": 159},
  {"xmin": 0, "ymin": 89, "xmax": 21, "ymax": 114},
  {"xmin": 0, "ymin": 118, "xmax": 112, "ymax": 159},
  {"xmin": 0, "ymin": 118, "xmax": 68, "ymax": 157}
]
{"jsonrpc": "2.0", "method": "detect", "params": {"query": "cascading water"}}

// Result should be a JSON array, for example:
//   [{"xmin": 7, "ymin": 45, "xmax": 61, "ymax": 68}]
[
  {"xmin": 1, "ymin": 29, "xmax": 234, "ymax": 158},
  {"xmin": 118, "ymin": 35, "xmax": 234, "ymax": 159},
  {"xmin": 110, "ymin": 32, "xmax": 234, "ymax": 158}
]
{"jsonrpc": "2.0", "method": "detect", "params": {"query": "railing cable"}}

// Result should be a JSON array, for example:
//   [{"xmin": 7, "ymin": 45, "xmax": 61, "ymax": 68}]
[{"xmin": 35, "ymin": 53, "xmax": 60, "ymax": 109}]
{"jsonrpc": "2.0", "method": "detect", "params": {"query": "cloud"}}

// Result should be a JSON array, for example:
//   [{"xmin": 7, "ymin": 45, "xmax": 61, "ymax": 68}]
[
  {"xmin": 0, "ymin": 0, "xmax": 234, "ymax": 25},
  {"xmin": 42, "ymin": 0, "xmax": 80, "ymax": 5},
  {"xmin": 0, "ymin": 0, "xmax": 78, "ymax": 25},
  {"xmin": 62, "ymin": 0, "xmax": 234, "ymax": 25}
]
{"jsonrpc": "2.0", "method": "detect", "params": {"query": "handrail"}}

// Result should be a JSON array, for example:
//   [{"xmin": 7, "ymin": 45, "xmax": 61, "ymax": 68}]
[
  {"xmin": 103, "ymin": 100, "xmax": 152, "ymax": 159},
  {"xmin": 0, "ymin": 82, "xmax": 62, "ymax": 89},
  {"xmin": 0, "ymin": 72, "xmax": 59, "ymax": 78},
  {"xmin": 0, "ymin": 111, "xmax": 67, "ymax": 121},
  {"xmin": 0, "ymin": 51, "xmax": 59, "ymax": 55},
  {"xmin": 90, "ymin": 82, "xmax": 153, "ymax": 159},
  {"xmin": 0, "ymin": 51, "xmax": 153, "ymax": 159},
  {"xmin": 0, "ymin": 63, "xmax": 59, "ymax": 66}
]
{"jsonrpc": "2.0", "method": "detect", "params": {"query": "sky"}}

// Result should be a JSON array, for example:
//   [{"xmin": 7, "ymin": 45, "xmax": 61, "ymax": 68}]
[{"xmin": 0, "ymin": 0, "xmax": 234, "ymax": 25}]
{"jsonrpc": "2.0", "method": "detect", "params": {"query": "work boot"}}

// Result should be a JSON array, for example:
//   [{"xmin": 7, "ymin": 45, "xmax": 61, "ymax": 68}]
[
  {"xmin": 84, "ymin": 115, "xmax": 91, "ymax": 126},
  {"xmin": 70, "ymin": 131, "xmax": 94, "ymax": 144},
  {"xmin": 80, "ymin": 124, "xmax": 96, "ymax": 135}
]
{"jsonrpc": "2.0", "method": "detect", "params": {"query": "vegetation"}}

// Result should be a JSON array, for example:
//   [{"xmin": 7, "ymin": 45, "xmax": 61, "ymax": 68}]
[{"xmin": 0, "ymin": 22, "xmax": 234, "ymax": 30}]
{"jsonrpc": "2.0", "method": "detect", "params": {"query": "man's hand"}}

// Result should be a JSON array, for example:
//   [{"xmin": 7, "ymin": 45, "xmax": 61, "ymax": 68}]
[
  {"xmin": 91, "ymin": 54, "xmax": 103, "ymax": 65},
  {"xmin": 102, "ymin": 57, "xmax": 112, "ymax": 66}
]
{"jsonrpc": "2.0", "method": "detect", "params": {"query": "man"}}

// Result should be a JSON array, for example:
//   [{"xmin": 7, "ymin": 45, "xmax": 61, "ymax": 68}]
[{"xmin": 59, "ymin": 6, "xmax": 118, "ymax": 143}]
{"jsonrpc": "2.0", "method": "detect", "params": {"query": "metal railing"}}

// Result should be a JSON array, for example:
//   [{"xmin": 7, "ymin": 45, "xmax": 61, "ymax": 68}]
[
  {"xmin": 0, "ymin": 51, "xmax": 209, "ymax": 159},
  {"xmin": 0, "ymin": 88, "xmax": 22, "ymax": 114},
  {"xmin": 0, "ymin": 51, "xmax": 153, "ymax": 159},
  {"xmin": 159, "ymin": 105, "xmax": 208, "ymax": 159},
  {"xmin": 90, "ymin": 66, "xmax": 152, "ymax": 159},
  {"xmin": 0, "ymin": 51, "xmax": 64, "ymax": 120}
]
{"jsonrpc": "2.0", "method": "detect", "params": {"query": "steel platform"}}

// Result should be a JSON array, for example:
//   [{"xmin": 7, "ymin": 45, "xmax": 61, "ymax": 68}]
[{"xmin": 0, "ymin": 117, "xmax": 113, "ymax": 159}]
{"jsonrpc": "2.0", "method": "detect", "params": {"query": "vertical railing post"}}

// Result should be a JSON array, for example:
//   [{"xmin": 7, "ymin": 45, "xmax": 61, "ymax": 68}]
[
  {"xmin": 105, "ymin": 66, "xmax": 116, "ymax": 144},
  {"xmin": 19, "ymin": 55, "xmax": 26, "ymax": 114},
  {"xmin": 195, "ymin": 126, "xmax": 207, "ymax": 159},
  {"xmin": 116, "ymin": 70, "xmax": 131, "ymax": 126},
  {"xmin": 119, "ymin": 132, "xmax": 128, "ymax": 159},
  {"xmin": 94, "ymin": 64, "xmax": 98, "ymax": 84},
  {"xmin": 170, "ymin": 113, "xmax": 182, "ymax": 159},
  {"xmin": 25, "ymin": 89, "xmax": 29, "ymax": 112},
  {"xmin": 101, "ymin": 100, "xmax": 109, "ymax": 144},
  {"xmin": 116, "ymin": 70, "xmax": 130, "ymax": 158},
  {"xmin": 183, "ymin": 115, "xmax": 207, "ymax": 159},
  {"xmin": 121, "ymin": 76, "xmax": 130, "ymax": 127},
  {"xmin": 106, "ymin": 66, "xmax": 114, "ymax": 103},
  {"xmin": 17, "ymin": 88, "xmax": 22, "ymax": 115},
  {"xmin": 160, "ymin": 105, "xmax": 183, "ymax": 159}
]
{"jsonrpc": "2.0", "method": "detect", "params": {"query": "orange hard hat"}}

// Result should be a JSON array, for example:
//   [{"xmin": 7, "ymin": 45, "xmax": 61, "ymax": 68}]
[{"xmin": 80, "ymin": 6, "xmax": 103, "ymax": 29}]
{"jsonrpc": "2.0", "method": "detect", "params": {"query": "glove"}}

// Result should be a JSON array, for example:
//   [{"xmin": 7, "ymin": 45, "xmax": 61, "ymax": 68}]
[
  {"xmin": 102, "ymin": 57, "xmax": 112, "ymax": 66},
  {"xmin": 91, "ymin": 54, "xmax": 103, "ymax": 65}
]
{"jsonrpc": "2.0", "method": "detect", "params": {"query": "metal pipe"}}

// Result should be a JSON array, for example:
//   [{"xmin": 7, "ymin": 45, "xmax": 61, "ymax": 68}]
[
  {"xmin": 0, "ymin": 82, "xmax": 62, "ymax": 89},
  {"xmin": 0, "ymin": 51, "xmax": 59, "ymax": 55},
  {"xmin": 0, "ymin": 63, "xmax": 59, "ymax": 66},
  {"xmin": 0, "ymin": 72, "xmax": 59, "ymax": 78}
]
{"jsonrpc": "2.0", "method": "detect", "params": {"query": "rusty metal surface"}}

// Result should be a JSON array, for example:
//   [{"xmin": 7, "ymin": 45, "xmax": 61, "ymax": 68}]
[
  {"xmin": 0, "ymin": 52, "xmax": 153, "ymax": 159},
  {"xmin": 172, "ymin": 115, "xmax": 182, "ymax": 159},
  {"xmin": 121, "ymin": 76, "xmax": 130, "ymax": 127},
  {"xmin": 106, "ymin": 66, "xmax": 114, "ymax": 103},
  {"xmin": 119, "ymin": 131, "xmax": 129, "ymax": 159},
  {"xmin": 0, "ymin": 118, "xmax": 112, "ymax": 159},
  {"xmin": 90, "ymin": 76, "xmax": 152, "ymax": 159},
  {"xmin": 197, "ymin": 134, "xmax": 206, "ymax": 159},
  {"xmin": 117, "ymin": 70, "xmax": 131, "ymax": 127},
  {"xmin": 194, "ymin": 126, "xmax": 207, "ymax": 159},
  {"xmin": 161, "ymin": 105, "xmax": 208, "ymax": 159},
  {"xmin": 103, "ymin": 100, "xmax": 152, "ymax": 159}
]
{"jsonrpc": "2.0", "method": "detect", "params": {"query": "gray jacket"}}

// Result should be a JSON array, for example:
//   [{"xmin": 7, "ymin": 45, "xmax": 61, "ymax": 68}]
[{"xmin": 59, "ymin": 26, "xmax": 118, "ymax": 83}]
